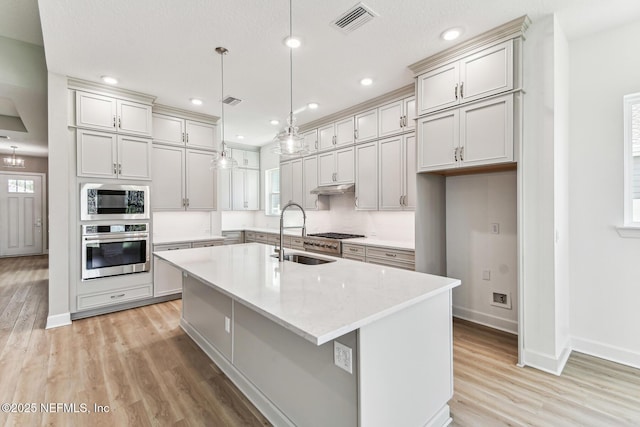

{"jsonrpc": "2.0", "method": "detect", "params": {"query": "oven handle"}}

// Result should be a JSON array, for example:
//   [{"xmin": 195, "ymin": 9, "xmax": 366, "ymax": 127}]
[{"xmin": 83, "ymin": 233, "xmax": 149, "ymax": 241}]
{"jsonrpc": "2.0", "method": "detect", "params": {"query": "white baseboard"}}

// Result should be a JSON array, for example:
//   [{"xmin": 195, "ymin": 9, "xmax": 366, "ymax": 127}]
[
  {"xmin": 571, "ymin": 335, "xmax": 640, "ymax": 370},
  {"xmin": 522, "ymin": 345, "xmax": 572, "ymax": 376},
  {"xmin": 425, "ymin": 404, "xmax": 451, "ymax": 427},
  {"xmin": 45, "ymin": 312, "xmax": 71, "ymax": 329},
  {"xmin": 452, "ymin": 306, "xmax": 518, "ymax": 335}
]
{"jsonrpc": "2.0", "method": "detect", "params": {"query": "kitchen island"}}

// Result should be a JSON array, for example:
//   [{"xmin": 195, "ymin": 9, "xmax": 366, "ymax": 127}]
[{"xmin": 155, "ymin": 243, "xmax": 461, "ymax": 427}]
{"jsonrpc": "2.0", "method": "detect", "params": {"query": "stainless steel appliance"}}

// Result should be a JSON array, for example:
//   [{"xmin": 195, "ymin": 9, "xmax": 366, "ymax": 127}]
[
  {"xmin": 80, "ymin": 183, "xmax": 149, "ymax": 221},
  {"xmin": 303, "ymin": 232, "xmax": 365, "ymax": 256},
  {"xmin": 81, "ymin": 223, "xmax": 150, "ymax": 280}
]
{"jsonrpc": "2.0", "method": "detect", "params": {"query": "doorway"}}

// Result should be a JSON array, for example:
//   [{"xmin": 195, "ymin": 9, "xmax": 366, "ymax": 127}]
[{"xmin": 0, "ymin": 173, "xmax": 45, "ymax": 257}]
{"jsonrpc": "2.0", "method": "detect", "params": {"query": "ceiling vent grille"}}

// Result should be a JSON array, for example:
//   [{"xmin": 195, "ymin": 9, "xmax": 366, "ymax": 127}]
[
  {"xmin": 331, "ymin": 3, "xmax": 378, "ymax": 33},
  {"xmin": 223, "ymin": 96, "xmax": 242, "ymax": 106}
]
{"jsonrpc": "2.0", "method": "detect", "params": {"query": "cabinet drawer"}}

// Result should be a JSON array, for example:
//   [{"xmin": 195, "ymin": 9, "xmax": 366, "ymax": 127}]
[
  {"xmin": 343, "ymin": 254, "xmax": 366, "ymax": 262},
  {"xmin": 366, "ymin": 259, "xmax": 415, "ymax": 271},
  {"xmin": 245, "ymin": 231, "xmax": 256, "ymax": 242},
  {"xmin": 366, "ymin": 247, "xmax": 415, "ymax": 263},
  {"xmin": 222, "ymin": 231, "xmax": 244, "ymax": 245},
  {"xmin": 153, "ymin": 243, "xmax": 191, "ymax": 251},
  {"xmin": 343, "ymin": 244, "xmax": 366, "ymax": 257},
  {"xmin": 267, "ymin": 235, "xmax": 281, "ymax": 246},
  {"xmin": 77, "ymin": 284, "xmax": 153, "ymax": 310},
  {"xmin": 192, "ymin": 240, "xmax": 224, "ymax": 248}
]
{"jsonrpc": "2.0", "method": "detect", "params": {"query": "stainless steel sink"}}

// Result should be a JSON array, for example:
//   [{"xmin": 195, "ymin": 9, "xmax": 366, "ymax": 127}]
[{"xmin": 271, "ymin": 253, "xmax": 336, "ymax": 265}]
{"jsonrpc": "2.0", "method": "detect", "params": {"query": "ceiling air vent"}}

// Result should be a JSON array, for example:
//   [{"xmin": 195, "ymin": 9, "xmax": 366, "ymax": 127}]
[
  {"xmin": 223, "ymin": 96, "xmax": 242, "ymax": 106},
  {"xmin": 331, "ymin": 3, "xmax": 378, "ymax": 34}
]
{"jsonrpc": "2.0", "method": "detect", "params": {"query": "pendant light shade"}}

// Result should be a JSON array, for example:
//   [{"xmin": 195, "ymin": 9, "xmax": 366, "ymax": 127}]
[
  {"xmin": 3, "ymin": 146, "xmax": 25, "ymax": 168},
  {"xmin": 211, "ymin": 47, "xmax": 238, "ymax": 170},
  {"xmin": 272, "ymin": 0, "xmax": 308, "ymax": 157}
]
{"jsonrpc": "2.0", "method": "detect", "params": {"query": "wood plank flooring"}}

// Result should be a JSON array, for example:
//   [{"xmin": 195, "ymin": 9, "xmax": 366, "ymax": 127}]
[{"xmin": 1, "ymin": 255, "xmax": 639, "ymax": 426}]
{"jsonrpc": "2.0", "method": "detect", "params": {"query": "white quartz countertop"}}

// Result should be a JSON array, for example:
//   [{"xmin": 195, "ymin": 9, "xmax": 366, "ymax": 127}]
[
  {"xmin": 155, "ymin": 243, "xmax": 460, "ymax": 346},
  {"xmin": 342, "ymin": 237, "xmax": 415, "ymax": 251},
  {"xmin": 153, "ymin": 233, "xmax": 226, "ymax": 245}
]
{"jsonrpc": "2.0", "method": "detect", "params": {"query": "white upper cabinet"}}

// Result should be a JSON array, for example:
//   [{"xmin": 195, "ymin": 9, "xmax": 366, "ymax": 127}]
[
  {"xmin": 355, "ymin": 109, "xmax": 378, "ymax": 144},
  {"xmin": 302, "ymin": 156, "xmax": 327, "ymax": 210},
  {"xmin": 378, "ymin": 96, "xmax": 416, "ymax": 138},
  {"xmin": 417, "ymin": 40, "xmax": 513, "ymax": 116},
  {"xmin": 303, "ymin": 129, "xmax": 318, "ymax": 153},
  {"xmin": 318, "ymin": 124, "xmax": 335, "ymax": 151},
  {"xmin": 231, "ymin": 149, "xmax": 260, "ymax": 169},
  {"xmin": 417, "ymin": 94, "xmax": 513, "ymax": 172},
  {"xmin": 317, "ymin": 117, "xmax": 356, "ymax": 151},
  {"xmin": 318, "ymin": 148, "xmax": 355, "ymax": 186},
  {"xmin": 185, "ymin": 149, "xmax": 217, "ymax": 210},
  {"xmin": 151, "ymin": 145, "xmax": 185, "ymax": 210},
  {"xmin": 77, "ymin": 129, "xmax": 151, "ymax": 180},
  {"xmin": 379, "ymin": 133, "xmax": 415, "ymax": 211},
  {"xmin": 76, "ymin": 91, "xmax": 152, "ymax": 137},
  {"xmin": 232, "ymin": 169, "xmax": 260, "ymax": 210},
  {"xmin": 185, "ymin": 121, "xmax": 217, "ymax": 151},
  {"xmin": 355, "ymin": 141, "xmax": 378, "ymax": 210},
  {"xmin": 291, "ymin": 159, "xmax": 304, "ymax": 206},
  {"xmin": 280, "ymin": 160, "xmax": 293, "ymax": 205},
  {"xmin": 218, "ymin": 169, "xmax": 232, "ymax": 211},
  {"xmin": 152, "ymin": 114, "xmax": 185, "ymax": 145}
]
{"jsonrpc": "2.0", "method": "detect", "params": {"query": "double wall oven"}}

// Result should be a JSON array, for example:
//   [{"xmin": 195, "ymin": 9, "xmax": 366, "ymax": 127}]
[{"xmin": 80, "ymin": 183, "xmax": 150, "ymax": 280}]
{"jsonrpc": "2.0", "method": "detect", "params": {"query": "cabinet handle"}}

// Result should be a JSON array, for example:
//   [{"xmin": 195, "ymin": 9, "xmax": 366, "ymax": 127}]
[
  {"xmin": 182, "ymin": 132, "xmax": 185, "ymax": 143},
  {"xmin": 333, "ymin": 135, "xmax": 336, "ymax": 145},
  {"xmin": 113, "ymin": 163, "xmax": 117, "ymax": 174},
  {"xmin": 110, "ymin": 293, "xmax": 126, "ymax": 299},
  {"xmin": 460, "ymin": 82, "xmax": 464, "ymax": 98},
  {"xmin": 118, "ymin": 164, "xmax": 122, "ymax": 174},
  {"xmin": 315, "ymin": 141, "xmax": 318, "ymax": 150},
  {"xmin": 118, "ymin": 117, "xmax": 122, "ymax": 128},
  {"xmin": 186, "ymin": 133, "xmax": 189, "ymax": 143},
  {"xmin": 113, "ymin": 116, "xmax": 116, "ymax": 128},
  {"xmin": 385, "ymin": 253, "xmax": 397, "ymax": 257},
  {"xmin": 354, "ymin": 129, "xmax": 358, "ymax": 140},
  {"xmin": 355, "ymin": 197, "xmax": 358, "ymax": 208},
  {"xmin": 167, "ymin": 247, "xmax": 181, "ymax": 251},
  {"xmin": 186, "ymin": 198, "xmax": 190, "ymax": 207},
  {"xmin": 460, "ymin": 146, "xmax": 464, "ymax": 161},
  {"xmin": 454, "ymin": 84, "xmax": 459, "ymax": 100},
  {"xmin": 454, "ymin": 147, "xmax": 458, "ymax": 162},
  {"xmin": 349, "ymin": 247, "xmax": 358, "ymax": 252},
  {"xmin": 314, "ymin": 198, "xmax": 318, "ymax": 209}
]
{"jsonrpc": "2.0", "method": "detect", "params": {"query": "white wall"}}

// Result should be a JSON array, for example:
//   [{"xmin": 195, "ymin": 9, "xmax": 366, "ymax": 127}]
[
  {"xmin": 153, "ymin": 211, "xmax": 221, "ymax": 237},
  {"xmin": 447, "ymin": 171, "xmax": 518, "ymax": 334},
  {"xmin": 569, "ymin": 19, "xmax": 640, "ymax": 368}
]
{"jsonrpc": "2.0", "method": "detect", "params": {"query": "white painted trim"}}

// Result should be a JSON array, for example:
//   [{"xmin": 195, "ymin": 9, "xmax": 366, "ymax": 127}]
[
  {"xmin": 425, "ymin": 404, "xmax": 452, "ymax": 427},
  {"xmin": 45, "ymin": 312, "xmax": 72, "ymax": 329},
  {"xmin": 152, "ymin": 104, "xmax": 219, "ymax": 124},
  {"xmin": 571, "ymin": 335, "xmax": 640, "ymax": 370},
  {"xmin": 522, "ymin": 345, "xmax": 572, "ymax": 376},
  {"xmin": 616, "ymin": 225, "xmax": 640, "ymax": 238},
  {"xmin": 180, "ymin": 318, "xmax": 295, "ymax": 427},
  {"xmin": 453, "ymin": 306, "xmax": 518, "ymax": 335},
  {"xmin": 67, "ymin": 77, "xmax": 156, "ymax": 104}
]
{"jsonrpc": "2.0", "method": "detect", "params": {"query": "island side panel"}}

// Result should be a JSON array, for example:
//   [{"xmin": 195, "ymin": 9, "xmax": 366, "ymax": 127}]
[
  {"xmin": 358, "ymin": 290, "xmax": 453, "ymax": 427},
  {"xmin": 233, "ymin": 303, "xmax": 358, "ymax": 427},
  {"xmin": 182, "ymin": 274, "xmax": 233, "ymax": 360}
]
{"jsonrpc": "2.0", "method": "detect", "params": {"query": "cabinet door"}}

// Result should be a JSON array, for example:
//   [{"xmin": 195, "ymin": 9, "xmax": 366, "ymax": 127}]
[
  {"xmin": 335, "ymin": 117, "xmax": 355, "ymax": 147},
  {"xmin": 152, "ymin": 114, "xmax": 185, "ymax": 145},
  {"xmin": 417, "ymin": 110, "xmax": 459, "ymax": 172},
  {"xmin": 118, "ymin": 135, "xmax": 151, "ymax": 180},
  {"xmin": 291, "ymin": 159, "xmax": 304, "ymax": 206},
  {"xmin": 117, "ymin": 100, "xmax": 152, "ymax": 137},
  {"xmin": 244, "ymin": 169, "xmax": 260, "ymax": 210},
  {"xmin": 417, "ymin": 62, "xmax": 460, "ymax": 115},
  {"xmin": 317, "ymin": 124, "xmax": 335, "ymax": 151},
  {"xmin": 186, "ymin": 121, "xmax": 217, "ymax": 150},
  {"xmin": 77, "ymin": 130, "xmax": 118, "ymax": 178},
  {"xmin": 75, "ymin": 92, "xmax": 117, "ymax": 132},
  {"xmin": 303, "ymin": 156, "xmax": 319, "ymax": 210},
  {"xmin": 459, "ymin": 94, "xmax": 513, "ymax": 168},
  {"xmin": 335, "ymin": 147, "xmax": 355, "ymax": 184},
  {"xmin": 151, "ymin": 145, "xmax": 185, "ymax": 210},
  {"xmin": 404, "ymin": 96, "xmax": 416, "ymax": 132},
  {"xmin": 185, "ymin": 150, "xmax": 216, "ymax": 210},
  {"xmin": 232, "ymin": 169, "xmax": 246, "ymax": 210},
  {"xmin": 403, "ymin": 133, "xmax": 417, "ymax": 210},
  {"xmin": 280, "ymin": 161, "xmax": 293, "ymax": 204},
  {"xmin": 303, "ymin": 129, "xmax": 318, "ymax": 153},
  {"xmin": 244, "ymin": 151, "xmax": 260, "ymax": 169},
  {"xmin": 355, "ymin": 142, "xmax": 378, "ymax": 210},
  {"xmin": 459, "ymin": 40, "xmax": 513, "ymax": 103},
  {"xmin": 317, "ymin": 152, "xmax": 335, "ymax": 186},
  {"xmin": 378, "ymin": 100, "xmax": 404, "ymax": 138},
  {"xmin": 378, "ymin": 136, "xmax": 403, "ymax": 210},
  {"xmin": 153, "ymin": 256, "xmax": 183, "ymax": 297},
  {"xmin": 355, "ymin": 109, "xmax": 378, "ymax": 143},
  {"xmin": 218, "ymin": 168, "xmax": 232, "ymax": 211}
]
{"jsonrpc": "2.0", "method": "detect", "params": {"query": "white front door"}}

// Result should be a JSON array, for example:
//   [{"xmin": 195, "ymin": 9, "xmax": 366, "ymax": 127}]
[{"xmin": 0, "ymin": 174, "xmax": 43, "ymax": 257}]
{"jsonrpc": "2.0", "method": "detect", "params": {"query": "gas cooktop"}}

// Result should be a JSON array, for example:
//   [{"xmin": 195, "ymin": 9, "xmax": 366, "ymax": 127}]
[{"xmin": 307, "ymin": 232, "xmax": 365, "ymax": 240}]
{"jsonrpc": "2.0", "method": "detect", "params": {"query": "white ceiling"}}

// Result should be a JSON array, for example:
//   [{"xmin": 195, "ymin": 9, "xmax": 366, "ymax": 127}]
[{"xmin": 2, "ymin": 0, "xmax": 640, "ymax": 155}]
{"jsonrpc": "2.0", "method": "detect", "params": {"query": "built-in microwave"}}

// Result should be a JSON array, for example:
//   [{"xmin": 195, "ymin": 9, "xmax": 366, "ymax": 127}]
[{"xmin": 80, "ymin": 183, "xmax": 149, "ymax": 221}]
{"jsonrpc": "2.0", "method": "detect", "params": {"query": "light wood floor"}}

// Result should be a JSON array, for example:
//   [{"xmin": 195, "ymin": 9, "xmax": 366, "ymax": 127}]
[{"xmin": 1, "ymin": 256, "xmax": 639, "ymax": 426}]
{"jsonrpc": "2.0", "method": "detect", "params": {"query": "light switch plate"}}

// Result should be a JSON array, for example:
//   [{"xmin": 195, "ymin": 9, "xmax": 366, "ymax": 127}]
[{"xmin": 334, "ymin": 341, "xmax": 353, "ymax": 374}]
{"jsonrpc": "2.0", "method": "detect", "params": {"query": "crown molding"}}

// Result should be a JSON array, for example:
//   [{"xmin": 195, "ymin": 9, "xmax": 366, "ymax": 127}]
[
  {"xmin": 408, "ymin": 15, "xmax": 531, "ymax": 76},
  {"xmin": 153, "ymin": 104, "xmax": 219, "ymax": 124},
  {"xmin": 299, "ymin": 83, "xmax": 415, "ymax": 133},
  {"xmin": 67, "ymin": 77, "xmax": 157, "ymax": 105}
]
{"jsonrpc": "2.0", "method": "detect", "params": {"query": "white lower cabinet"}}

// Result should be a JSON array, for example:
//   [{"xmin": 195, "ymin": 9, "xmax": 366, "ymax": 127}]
[
  {"xmin": 417, "ymin": 94, "xmax": 514, "ymax": 172},
  {"xmin": 77, "ymin": 129, "xmax": 151, "ymax": 180},
  {"xmin": 232, "ymin": 168, "xmax": 260, "ymax": 210},
  {"xmin": 379, "ymin": 133, "xmax": 416, "ymax": 210},
  {"xmin": 355, "ymin": 141, "xmax": 378, "ymax": 210},
  {"xmin": 318, "ymin": 147, "xmax": 354, "ymax": 186}
]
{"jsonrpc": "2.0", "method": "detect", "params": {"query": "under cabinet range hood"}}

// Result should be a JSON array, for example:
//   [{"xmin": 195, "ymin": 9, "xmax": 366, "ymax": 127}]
[{"xmin": 310, "ymin": 183, "xmax": 355, "ymax": 195}]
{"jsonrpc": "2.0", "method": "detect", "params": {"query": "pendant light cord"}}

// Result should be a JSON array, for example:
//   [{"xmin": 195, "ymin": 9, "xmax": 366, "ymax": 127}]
[
  {"xmin": 289, "ymin": 0, "xmax": 293, "ymax": 122},
  {"xmin": 220, "ymin": 49, "xmax": 226, "ymax": 152}
]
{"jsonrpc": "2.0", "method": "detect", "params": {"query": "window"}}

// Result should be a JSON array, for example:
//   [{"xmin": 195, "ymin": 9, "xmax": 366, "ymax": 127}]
[
  {"xmin": 265, "ymin": 168, "xmax": 280, "ymax": 216},
  {"xmin": 8, "ymin": 179, "xmax": 34, "ymax": 193},
  {"xmin": 624, "ymin": 93, "xmax": 640, "ymax": 225}
]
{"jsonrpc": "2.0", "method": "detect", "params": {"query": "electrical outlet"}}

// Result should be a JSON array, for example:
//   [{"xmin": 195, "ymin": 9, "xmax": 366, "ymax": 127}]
[
  {"xmin": 490, "ymin": 292, "xmax": 512, "ymax": 309},
  {"xmin": 224, "ymin": 316, "xmax": 231, "ymax": 333},
  {"xmin": 490, "ymin": 223, "xmax": 500, "ymax": 234},
  {"xmin": 334, "ymin": 341, "xmax": 352, "ymax": 374},
  {"xmin": 482, "ymin": 270, "xmax": 491, "ymax": 281}
]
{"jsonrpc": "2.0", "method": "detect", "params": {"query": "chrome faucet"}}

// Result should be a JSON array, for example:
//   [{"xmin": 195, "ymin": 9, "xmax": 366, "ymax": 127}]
[{"xmin": 279, "ymin": 202, "xmax": 307, "ymax": 262}]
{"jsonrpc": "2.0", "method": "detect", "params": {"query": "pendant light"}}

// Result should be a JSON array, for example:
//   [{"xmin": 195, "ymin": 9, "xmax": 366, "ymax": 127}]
[
  {"xmin": 3, "ymin": 146, "xmax": 25, "ymax": 168},
  {"xmin": 210, "ymin": 47, "xmax": 238, "ymax": 170},
  {"xmin": 272, "ymin": 0, "xmax": 308, "ymax": 157}
]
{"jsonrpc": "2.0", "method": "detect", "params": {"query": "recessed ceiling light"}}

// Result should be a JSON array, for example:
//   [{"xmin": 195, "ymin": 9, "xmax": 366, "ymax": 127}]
[
  {"xmin": 441, "ymin": 28, "xmax": 463, "ymax": 41},
  {"xmin": 101, "ymin": 75, "xmax": 118, "ymax": 85},
  {"xmin": 237, "ymin": 135, "xmax": 245, "ymax": 140},
  {"xmin": 190, "ymin": 98, "xmax": 203, "ymax": 106},
  {"xmin": 284, "ymin": 36, "xmax": 301, "ymax": 48},
  {"xmin": 307, "ymin": 102, "xmax": 319, "ymax": 109},
  {"xmin": 360, "ymin": 78, "xmax": 373, "ymax": 86},
  {"xmin": 270, "ymin": 120, "xmax": 280, "ymax": 125}
]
